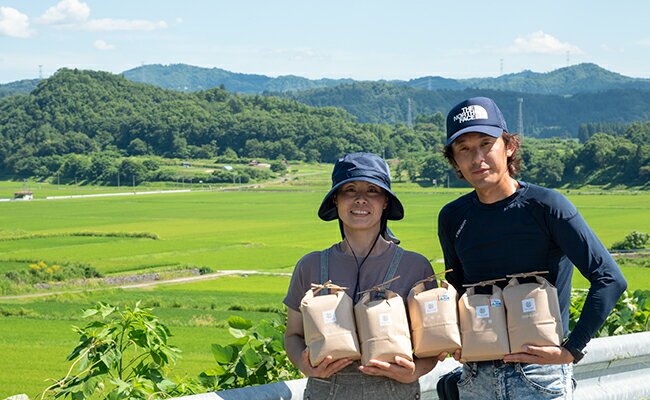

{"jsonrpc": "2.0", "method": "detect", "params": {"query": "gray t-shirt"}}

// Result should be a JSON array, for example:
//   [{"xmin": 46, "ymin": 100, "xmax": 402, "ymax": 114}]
[{"xmin": 284, "ymin": 242, "xmax": 434, "ymax": 311}]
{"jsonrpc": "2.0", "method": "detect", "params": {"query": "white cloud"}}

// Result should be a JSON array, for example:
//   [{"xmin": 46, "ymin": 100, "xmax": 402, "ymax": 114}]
[
  {"xmin": 504, "ymin": 31, "xmax": 583, "ymax": 55},
  {"xmin": 81, "ymin": 18, "xmax": 168, "ymax": 31},
  {"xmin": 94, "ymin": 39, "xmax": 116, "ymax": 50},
  {"xmin": 37, "ymin": 0, "xmax": 89, "ymax": 25},
  {"xmin": 636, "ymin": 38, "xmax": 650, "ymax": 47},
  {"xmin": 0, "ymin": 7, "xmax": 32, "ymax": 38},
  {"xmin": 36, "ymin": 0, "xmax": 168, "ymax": 32}
]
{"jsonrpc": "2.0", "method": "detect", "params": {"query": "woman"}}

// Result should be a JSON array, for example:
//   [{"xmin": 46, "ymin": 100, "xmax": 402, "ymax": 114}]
[{"xmin": 283, "ymin": 152, "xmax": 445, "ymax": 399}]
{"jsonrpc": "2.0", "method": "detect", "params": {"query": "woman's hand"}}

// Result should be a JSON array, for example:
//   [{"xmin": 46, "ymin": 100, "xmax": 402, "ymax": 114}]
[
  {"xmin": 358, "ymin": 353, "xmax": 446, "ymax": 383},
  {"xmin": 298, "ymin": 349, "xmax": 353, "ymax": 378}
]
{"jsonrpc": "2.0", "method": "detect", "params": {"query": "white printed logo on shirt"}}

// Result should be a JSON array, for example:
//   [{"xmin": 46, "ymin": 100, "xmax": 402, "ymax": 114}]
[
  {"xmin": 379, "ymin": 313, "xmax": 393, "ymax": 326},
  {"xmin": 425, "ymin": 301, "xmax": 438, "ymax": 314},
  {"xmin": 522, "ymin": 298, "xmax": 536, "ymax": 313},
  {"xmin": 476, "ymin": 305, "xmax": 490, "ymax": 319},
  {"xmin": 322, "ymin": 310, "xmax": 336, "ymax": 323}
]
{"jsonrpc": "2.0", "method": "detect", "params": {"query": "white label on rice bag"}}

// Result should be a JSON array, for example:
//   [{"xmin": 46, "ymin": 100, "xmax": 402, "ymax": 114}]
[
  {"xmin": 322, "ymin": 310, "xmax": 336, "ymax": 323},
  {"xmin": 522, "ymin": 298, "xmax": 536, "ymax": 313},
  {"xmin": 425, "ymin": 300, "xmax": 438, "ymax": 314},
  {"xmin": 476, "ymin": 305, "xmax": 490, "ymax": 319},
  {"xmin": 379, "ymin": 313, "xmax": 393, "ymax": 326}
]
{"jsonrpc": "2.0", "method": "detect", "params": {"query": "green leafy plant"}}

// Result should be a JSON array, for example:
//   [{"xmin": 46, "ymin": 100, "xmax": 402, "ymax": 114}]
[
  {"xmin": 611, "ymin": 231, "xmax": 650, "ymax": 250},
  {"xmin": 570, "ymin": 289, "xmax": 650, "ymax": 336},
  {"xmin": 199, "ymin": 315, "xmax": 301, "ymax": 391},
  {"xmin": 42, "ymin": 302, "xmax": 182, "ymax": 400}
]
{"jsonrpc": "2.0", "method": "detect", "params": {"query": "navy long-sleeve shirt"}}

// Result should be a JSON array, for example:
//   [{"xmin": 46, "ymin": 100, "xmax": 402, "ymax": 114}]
[{"xmin": 437, "ymin": 181, "xmax": 627, "ymax": 353}]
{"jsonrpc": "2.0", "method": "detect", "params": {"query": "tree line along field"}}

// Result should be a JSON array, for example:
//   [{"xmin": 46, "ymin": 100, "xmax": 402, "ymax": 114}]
[{"xmin": 0, "ymin": 182, "xmax": 648, "ymax": 398}]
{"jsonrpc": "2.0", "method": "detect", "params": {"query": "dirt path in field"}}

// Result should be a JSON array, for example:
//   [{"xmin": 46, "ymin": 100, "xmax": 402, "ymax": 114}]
[
  {"xmin": 0, "ymin": 270, "xmax": 291, "ymax": 300},
  {"xmin": 40, "ymin": 171, "xmax": 328, "ymax": 200}
]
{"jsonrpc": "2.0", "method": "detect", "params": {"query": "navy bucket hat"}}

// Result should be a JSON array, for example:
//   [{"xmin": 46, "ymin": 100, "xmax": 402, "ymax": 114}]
[
  {"xmin": 446, "ymin": 97, "xmax": 509, "ymax": 146},
  {"xmin": 318, "ymin": 152, "xmax": 404, "ymax": 222}
]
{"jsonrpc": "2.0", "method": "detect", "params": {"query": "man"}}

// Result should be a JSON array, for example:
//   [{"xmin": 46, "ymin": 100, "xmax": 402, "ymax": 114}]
[{"xmin": 437, "ymin": 97, "xmax": 627, "ymax": 399}]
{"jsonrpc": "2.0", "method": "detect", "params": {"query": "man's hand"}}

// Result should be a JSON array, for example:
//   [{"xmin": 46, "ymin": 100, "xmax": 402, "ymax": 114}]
[
  {"xmin": 298, "ymin": 349, "xmax": 353, "ymax": 378},
  {"xmin": 503, "ymin": 345, "xmax": 575, "ymax": 365}
]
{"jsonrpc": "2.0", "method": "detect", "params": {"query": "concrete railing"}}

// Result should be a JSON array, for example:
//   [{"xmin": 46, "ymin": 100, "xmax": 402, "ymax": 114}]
[{"xmin": 173, "ymin": 331, "xmax": 650, "ymax": 400}]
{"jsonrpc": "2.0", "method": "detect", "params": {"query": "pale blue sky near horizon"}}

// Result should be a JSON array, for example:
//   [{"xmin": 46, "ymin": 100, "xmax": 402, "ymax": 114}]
[{"xmin": 1, "ymin": 0, "xmax": 649, "ymax": 84}]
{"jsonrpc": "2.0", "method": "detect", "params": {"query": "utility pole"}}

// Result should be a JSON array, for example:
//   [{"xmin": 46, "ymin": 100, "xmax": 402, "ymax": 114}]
[
  {"xmin": 500, "ymin": 58, "xmax": 504, "ymax": 75},
  {"xmin": 517, "ymin": 98, "xmax": 524, "ymax": 136}
]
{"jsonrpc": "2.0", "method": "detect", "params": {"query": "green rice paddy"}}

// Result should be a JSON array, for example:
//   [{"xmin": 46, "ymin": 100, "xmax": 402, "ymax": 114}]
[{"xmin": 0, "ymin": 174, "xmax": 648, "ymax": 398}]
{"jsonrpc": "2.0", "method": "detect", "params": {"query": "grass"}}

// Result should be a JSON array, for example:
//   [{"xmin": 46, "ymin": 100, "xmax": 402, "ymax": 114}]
[
  {"xmin": 0, "ymin": 176, "xmax": 648, "ymax": 398},
  {"xmin": 0, "ymin": 274, "xmax": 289, "ymax": 399}
]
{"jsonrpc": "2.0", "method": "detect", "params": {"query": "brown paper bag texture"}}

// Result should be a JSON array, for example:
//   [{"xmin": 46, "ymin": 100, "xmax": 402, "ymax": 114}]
[
  {"xmin": 458, "ymin": 285, "xmax": 510, "ymax": 361},
  {"xmin": 408, "ymin": 279, "xmax": 461, "ymax": 357},
  {"xmin": 354, "ymin": 289, "xmax": 413, "ymax": 366},
  {"xmin": 503, "ymin": 275, "xmax": 563, "ymax": 353},
  {"xmin": 300, "ymin": 286, "xmax": 361, "ymax": 366}
]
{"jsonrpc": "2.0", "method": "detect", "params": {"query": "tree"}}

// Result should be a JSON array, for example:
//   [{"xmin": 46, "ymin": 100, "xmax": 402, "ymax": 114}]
[
  {"xmin": 420, "ymin": 153, "xmax": 450, "ymax": 182},
  {"xmin": 127, "ymin": 138, "xmax": 150, "ymax": 156}
]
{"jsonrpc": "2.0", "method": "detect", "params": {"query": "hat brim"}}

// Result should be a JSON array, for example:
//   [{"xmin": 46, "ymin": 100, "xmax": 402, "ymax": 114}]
[
  {"xmin": 318, "ymin": 176, "xmax": 404, "ymax": 221},
  {"xmin": 446, "ymin": 125, "xmax": 505, "ymax": 146}
]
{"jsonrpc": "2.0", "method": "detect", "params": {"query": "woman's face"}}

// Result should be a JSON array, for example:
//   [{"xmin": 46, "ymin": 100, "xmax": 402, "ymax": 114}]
[{"xmin": 334, "ymin": 180, "xmax": 388, "ymax": 234}]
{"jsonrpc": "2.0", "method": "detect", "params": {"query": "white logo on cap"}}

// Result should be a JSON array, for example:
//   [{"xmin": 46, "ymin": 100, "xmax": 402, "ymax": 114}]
[{"xmin": 453, "ymin": 105, "xmax": 489, "ymax": 124}]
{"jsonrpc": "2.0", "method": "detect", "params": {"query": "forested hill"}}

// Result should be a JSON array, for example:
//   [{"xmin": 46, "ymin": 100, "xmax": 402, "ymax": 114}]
[
  {"xmin": 272, "ymin": 82, "xmax": 650, "ymax": 138},
  {"xmin": 121, "ymin": 64, "xmax": 355, "ymax": 94},
  {"xmin": 0, "ymin": 78, "xmax": 40, "ymax": 99},
  {"xmin": 0, "ymin": 69, "xmax": 433, "ymax": 170},
  {"xmin": 120, "ymin": 63, "xmax": 650, "ymax": 95},
  {"xmin": 403, "ymin": 63, "xmax": 650, "ymax": 95}
]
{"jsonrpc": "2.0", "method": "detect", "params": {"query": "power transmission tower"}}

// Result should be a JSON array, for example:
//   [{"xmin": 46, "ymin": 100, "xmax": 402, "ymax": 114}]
[
  {"xmin": 38, "ymin": 65, "xmax": 43, "ymax": 79},
  {"xmin": 500, "ymin": 58, "xmax": 504, "ymax": 75},
  {"xmin": 517, "ymin": 98, "xmax": 524, "ymax": 136},
  {"xmin": 407, "ymin": 98, "xmax": 413, "ymax": 128}
]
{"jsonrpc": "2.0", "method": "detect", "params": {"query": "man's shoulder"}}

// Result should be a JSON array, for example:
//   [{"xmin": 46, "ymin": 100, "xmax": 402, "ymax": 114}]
[
  {"xmin": 439, "ymin": 191, "xmax": 474, "ymax": 219},
  {"xmin": 521, "ymin": 182, "xmax": 577, "ymax": 219}
]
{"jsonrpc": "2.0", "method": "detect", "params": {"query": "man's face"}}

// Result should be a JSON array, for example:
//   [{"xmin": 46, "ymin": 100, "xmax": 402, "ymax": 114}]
[{"xmin": 450, "ymin": 132, "xmax": 514, "ymax": 191}]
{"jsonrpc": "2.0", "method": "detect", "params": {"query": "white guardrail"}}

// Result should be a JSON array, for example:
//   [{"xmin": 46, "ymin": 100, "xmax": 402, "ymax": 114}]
[{"xmin": 173, "ymin": 331, "xmax": 650, "ymax": 400}]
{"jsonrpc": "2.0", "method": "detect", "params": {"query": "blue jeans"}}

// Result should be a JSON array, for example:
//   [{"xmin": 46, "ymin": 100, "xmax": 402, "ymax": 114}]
[{"xmin": 458, "ymin": 361, "xmax": 573, "ymax": 400}]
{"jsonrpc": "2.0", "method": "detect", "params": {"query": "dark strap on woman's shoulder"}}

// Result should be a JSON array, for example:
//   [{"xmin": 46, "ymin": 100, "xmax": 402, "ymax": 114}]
[
  {"xmin": 319, "ymin": 248, "xmax": 329, "ymax": 295},
  {"xmin": 383, "ymin": 246, "xmax": 404, "ymax": 289}
]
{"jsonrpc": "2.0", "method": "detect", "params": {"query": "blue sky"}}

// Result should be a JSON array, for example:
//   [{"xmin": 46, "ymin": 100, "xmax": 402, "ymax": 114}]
[{"xmin": 1, "ymin": 0, "xmax": 649, "ymax": 83}]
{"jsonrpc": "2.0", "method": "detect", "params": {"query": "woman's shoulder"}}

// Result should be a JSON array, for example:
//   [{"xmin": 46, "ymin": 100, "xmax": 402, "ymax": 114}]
[
  {"xmin": 295, "ymin": 244, "xmax": 340, "ymax": 269},
  {"xmin": 398, "ymin": 246, "xmax": 433, "ymax": 269}
]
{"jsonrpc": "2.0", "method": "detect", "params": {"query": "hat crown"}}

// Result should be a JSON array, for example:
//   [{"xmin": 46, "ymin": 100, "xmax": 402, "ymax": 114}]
[
  {"xmin": 446, "ymin": 97, "xmax": 508, "ymax": 145},
  {"xmin": 332, "ymin": 152, "xmax": 392, "ymax": 189}
]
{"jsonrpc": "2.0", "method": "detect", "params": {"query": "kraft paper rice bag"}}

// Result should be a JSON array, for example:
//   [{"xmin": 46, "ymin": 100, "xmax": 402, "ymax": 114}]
[
  {"xmin": 503, "ymin": 272, "xmax": 563, "ymax": 353},
  {"xmin": 408, "ymin": 276, "xmax": 461, "ymax": 357},
  {"xmin": 354, "ymin": 289, "xmax": 412, "ymax": 366},
  {"xmin": 300, "ymin": 282, "xmax": 361, "ymax": 366},
  {"xmin": 458, "ymin": 282, "xmax": 510, "ymax": 362}
]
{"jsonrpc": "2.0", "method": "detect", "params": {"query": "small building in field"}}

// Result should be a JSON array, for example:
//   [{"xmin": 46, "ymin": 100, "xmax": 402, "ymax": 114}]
[
  {"xmin": 221, "ymin": 165, "xmax": 234, "ymax": 171},
  {"xmin": 13, "ymin": 191, "xmax": 33, "ymax": 200}
]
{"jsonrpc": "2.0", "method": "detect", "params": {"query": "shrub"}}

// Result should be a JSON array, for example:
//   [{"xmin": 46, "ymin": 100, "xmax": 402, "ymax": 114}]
[
  {"xmin": 570, "ymin": 289, "xmax": 650, "ymax": 336},
  {"xmin": 199, "ymin": 315, "xmax": 301, "ymax": 390},
  {"xmin": 43, "ymin": 302, "xmax": 183, "ymax": 400},
  {"xmin": 611, "ymin": 231, "xmax": 650, "ymax": 250},
  {"xmin": 4, "ymin": 261, "xmax": 101, "ymax": 285}
]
